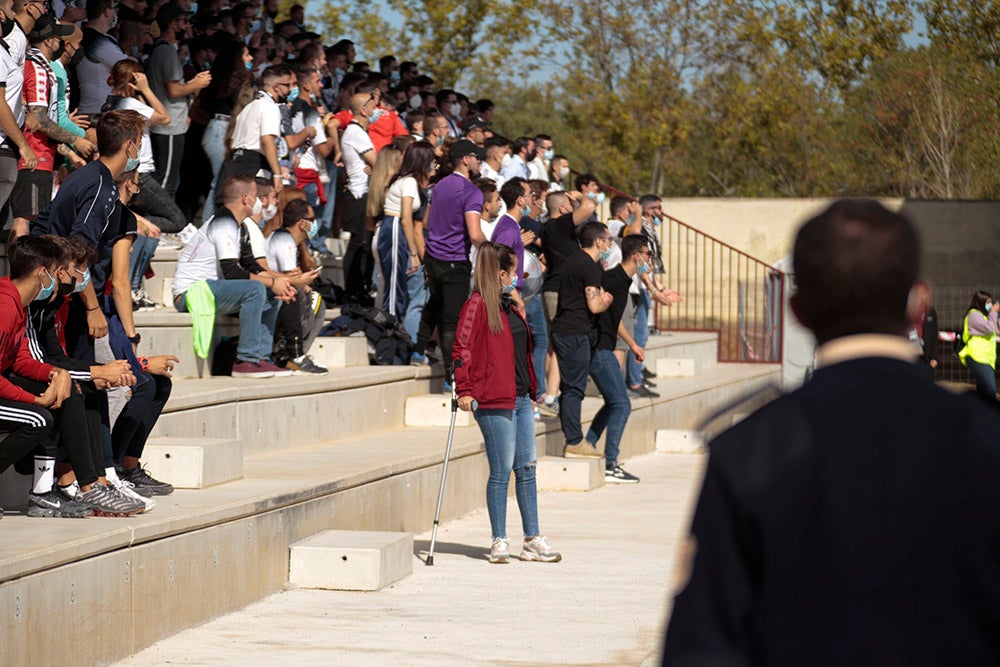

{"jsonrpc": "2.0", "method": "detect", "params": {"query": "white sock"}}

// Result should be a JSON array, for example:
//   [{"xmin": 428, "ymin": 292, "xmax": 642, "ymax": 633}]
[
  {"xmin": 105, "ymin": 466, "xmax": 120, "ymax": 484},
  {"xmin": 32, "ymin": 456, "xmax": 55, "ymax": 494}
]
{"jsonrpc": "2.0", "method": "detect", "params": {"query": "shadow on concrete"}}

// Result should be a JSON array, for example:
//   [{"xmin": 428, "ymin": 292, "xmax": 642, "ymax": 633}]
[{"xmin": 413, "ymin": 539, "xmax": 487, "ymax": 562}]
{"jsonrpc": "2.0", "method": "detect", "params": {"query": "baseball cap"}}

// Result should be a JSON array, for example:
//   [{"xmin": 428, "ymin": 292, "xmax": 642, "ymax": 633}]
[
  {"xmin": 27, "ymin": 13, "xmax": 74, "ymax": 43},
  {"xmin": 449, "ymin": 139, "xmax": 485, "ymax": 162},
  {"xmin": 156, "ymin": 2, "xmax": 193, "ymax": 26},
  {"xmin": 461, "ymin": 117, "xmax": 489, "ymax": 134}
]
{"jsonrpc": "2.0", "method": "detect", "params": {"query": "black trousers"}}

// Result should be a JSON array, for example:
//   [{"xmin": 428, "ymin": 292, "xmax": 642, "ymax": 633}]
[
  {"xmin": 416, "ymin": 254, "xmax": 471, "ymax": 377},
  {"xmin": 0, "ymin": 388, "xmax": 54, "ymax": 477},
  {"xmin": 150, "ymin": 133, "xmax": 185, "ymax": 197},
  {"xmin": 112, "ymin": 374, "xmax": 172, "ymax": 463},
  {"xmin": 341, "ymin": 192, "xmax": 372, "ymax": 303}
]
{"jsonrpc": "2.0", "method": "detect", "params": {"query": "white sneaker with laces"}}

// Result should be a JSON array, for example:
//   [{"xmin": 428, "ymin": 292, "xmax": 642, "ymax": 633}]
[
  {"xmin": 109, "ymin": 475, "xmax": 156, "ymax": 512},
  {"xmin": 520, "ymin": 535, "xmax": 562, "ymax": 562},
  {"xmin": 489, "ymin": 537, "xmax": 510, "ymax": 564}
]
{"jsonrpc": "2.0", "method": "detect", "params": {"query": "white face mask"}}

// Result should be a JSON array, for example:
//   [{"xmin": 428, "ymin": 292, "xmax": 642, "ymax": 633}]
[
  {"xmin": 409, "ymin": 93, "xmax": 421, "ymax": 109},
  {"xmin": 558, "ymin": 166, "xmax": 570, "ymax": 180},
  {"xmin": 449, "ymin": 102, "xmax": 461, "ymax": 118},
  {"xmin": 262, "ymin": 203, "xmax": 278, "ymax": 221},
  {"xmin": 251, "ymin": 196, "xmax": 263, "ymax": 217},
  {"xmin": 501, "ymin": 153, "xmax": 512, "ymax": 168}
]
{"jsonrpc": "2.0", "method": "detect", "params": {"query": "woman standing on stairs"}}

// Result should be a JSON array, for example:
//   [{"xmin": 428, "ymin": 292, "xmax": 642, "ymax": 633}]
[{"xmin": 453, "ymin": 242, "xmax": 562, "ymax": 565}]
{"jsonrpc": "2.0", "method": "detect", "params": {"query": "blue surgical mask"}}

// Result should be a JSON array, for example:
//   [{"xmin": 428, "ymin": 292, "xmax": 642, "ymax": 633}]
[
  {"xmin": 637, "ymin": 262, "xmax": 649, "ymax": 275},
  {"xmin": 587, "ymin": 191, "xmax": 606, "ymax": 204},
  {"xmin": 125, "ymin": 156, "xmax": 140, "ymax": 172},
  {"xmin": 599, "ymin": 249, "xmax": 611, "ymax": 261},
  {"xmin": 501, "ymin": 278, "xmax": 516, "ymax": 294},
  {"xmin": 308, "ymin": 218, "xmax": 319, "ymax": 237},
  {"xmin": 370, "ymin": 108, "xmax": 385, "ymax": 123},
  {"xmin": 520, "ymin": 205, "xmax": 531, "ymax": 217},
  {"xmin": 287, "ymin": 86, "xmax": 299, "ymax": 103},
  {"xmin": 245, "ymin": 60, "xmax": 253, "ymax": 71},
  {"xmin": 987, "ymin": 302, "xmax": 993, "ymax": 312},
  {"xmin": 389, "ymin": 70, "xmax": 400, "ymax": 83},
  {"xmin": 35, "ymin": 269, "xmax": 55, "ymax": 301},
  {"xmin": 543, "ymin": 149, "xmax": 554, "ymax": 161},
  {"xmin": 250, "ymin": 19, "xmax": 261, "ymax": 33},
  {"xmin": 73, "ymin": 267, "xmax": 90, "ymax": 293},
  {"xmin": 189, "ymin": 2, "xmax": 198, "ymax": 13},
  {"xmin": 653, "ymin": 216, "xmax": 661, "ymax": 227}
]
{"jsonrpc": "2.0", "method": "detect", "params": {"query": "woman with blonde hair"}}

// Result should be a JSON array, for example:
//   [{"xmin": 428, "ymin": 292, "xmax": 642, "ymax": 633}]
[
  {"xmin": 365, "ymin": 147, "xmax": 403, "ymax": 308},
  {"xmin": 453, "ymin": 242, "xmax": 561, "ymax": 564}
]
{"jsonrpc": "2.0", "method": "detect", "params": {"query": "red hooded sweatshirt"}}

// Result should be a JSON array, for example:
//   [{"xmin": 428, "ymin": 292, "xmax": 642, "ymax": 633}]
[{"xmin": 0, "ymin": 276, "xmax": 55, "ymax": 403}]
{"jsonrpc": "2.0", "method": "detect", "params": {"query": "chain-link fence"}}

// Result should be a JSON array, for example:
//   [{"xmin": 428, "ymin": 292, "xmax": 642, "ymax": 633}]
[{"xmin": 930, "ymin": 286, "xmax": 1000, "ymax": 385}]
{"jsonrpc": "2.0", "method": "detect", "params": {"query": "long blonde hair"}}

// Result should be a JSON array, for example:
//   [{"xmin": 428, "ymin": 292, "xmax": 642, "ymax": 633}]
[
  {"xmin": 473, "ymin": 242, "xmax": 517, "ymax": 334},
  {"xmin": 366, "ymin": 147, "xmax": 403, "ymax": 221}
]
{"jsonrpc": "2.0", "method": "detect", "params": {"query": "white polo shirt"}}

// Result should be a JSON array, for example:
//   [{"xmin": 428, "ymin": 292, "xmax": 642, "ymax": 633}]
[
  {"xmin": 230, "ymin": 91, "xmax": 282, "ymax": 153},
  {"xmin": 341, "ymin": 121, "xmax": 373, "ymax": 199}
]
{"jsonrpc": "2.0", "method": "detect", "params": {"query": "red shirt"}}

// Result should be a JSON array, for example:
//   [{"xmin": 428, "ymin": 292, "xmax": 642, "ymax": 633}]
[
  {"xmin": 369, "ymin": 110, "xmax": 408, "ymax": 153},
  {"xmin": 0, "ymin": 276, "xmax": 55, "ymax": 403},
  {"xmin": 20, "ymin": 49, "xmax": 58, "ymax": 172}
]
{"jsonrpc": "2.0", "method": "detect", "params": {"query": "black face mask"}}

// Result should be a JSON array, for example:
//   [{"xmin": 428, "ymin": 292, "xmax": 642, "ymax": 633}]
[
  {"xmin": 57, "ymin": 277, "xmax": 76, "ymax": 296},
  {"xmin": 526, "ymin": 149, "xmax": 537, "ymax": 162},
  {"xmin": 50, "ymin": 41, "xmax": 65, "ymax": 61},
  {"xmin": 68, "ymin": 47, "xmax": 84, "ymax": 68},
  {"xmin": 1, "ymin": 18, "xmax": 13, "ymax": 37}
]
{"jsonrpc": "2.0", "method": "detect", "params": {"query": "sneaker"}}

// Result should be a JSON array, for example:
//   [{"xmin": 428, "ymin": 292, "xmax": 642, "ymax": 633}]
[
  {"xmin": 109, "ymin": 476, "xmax": 156, "ymax": 511},
  {"xmin": 27, "ymin": 489, "xmax": 94, "ymax": 518},
  {"xmin": 259, "ymin": 359, "xmax": 294, "ymax": 378},
  {"xmin": 563, "ymin": 441, "xmax": 603, "ymax": 459},
  {"xmin": 231, "ymin": 361, "xmax": 275, "ymax": 378},
  {"xmin": 78, "ymin": 482, "xmax": 145, "ymax": 516},
  {"xmin": 533, "ymin": 405, "xmax": 541, "ymax": 421},
  {"xmin": 520, "ymin": 535, "xmax": 562, "ymax": 562},
  {"xmin": 131, "ymin": 288, "xmax": 156, "ymax": 312},
  {"xmin": 287, "ymin": 355, "xmax": 328, "ymax": 375},
  {"xmin": 641, "ymin": 367, "xmax": 657, "ymax": 380},
  {"xmin": 537, "ymin": 400, "xmax": 559, "ymax": 418},
  {"xmin": 488, "ymin": 537, "xmax": 510, "ymax": 564},
  {"xmin": 442, "ymin": 379, "xmax": 453, "ymax": 395},
  {"xmin": 119, "ymin": 464, "xmax": 174, "ymax": 496},
  {"xmin": 409, "ymin": 352, "xmax": 427, "ymax": 366},
  {"xmin": 627, "ymin": 384, "xmax": 660, "ymax": 399},
  {"xmin": 605, "ymin": 465, "xmax": 641, "ymax": 484},
  {"xmin": 644, "ymin": 379, "xmax": 657, "ymax": 388}
]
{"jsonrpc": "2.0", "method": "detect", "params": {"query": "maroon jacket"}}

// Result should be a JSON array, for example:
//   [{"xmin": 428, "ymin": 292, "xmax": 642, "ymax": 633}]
[{"xmin": 453, "ymin": 292, "xmax": 537, "ymax": 409}]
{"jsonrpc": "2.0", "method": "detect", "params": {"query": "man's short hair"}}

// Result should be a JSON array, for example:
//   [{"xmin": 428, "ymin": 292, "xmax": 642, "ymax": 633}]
[
  {"xmin": 414, "ymin": 74, "xmax": 434, "ymax": 88},
  {"xmin": 378, "ymin": 54, "xmax": 396, "ymax": 71},
  {"xmin": 475, "ymin": 99, "xmax": 494, "ymax": 113},
  {"xmin": 534, "ymin": 133, "xmax": 551, "ymax": 143},
  {"xmin": 546, "ymin": 192, "xmax": 568, "ymax": 215},
  {"xmin": 255, "ymin": 177, "xmax": 273, "ymax": 194},
  {"xmin": 405, "ymin": 110, "xmax": 424, "ymax": 133},
  {"xmin": 222, "ymin": 173, "xmax": 256, "ymax": 203},
  {"xmin": 577, "ymin": 221, "xmax": 608, "ymax": 249},
  {"xmin": 511, "ymin": 136, "xmax": 532, "ymax": 156},
  {"xmin": 86, "ymin": 0, "xmax": 115, "ymax": 21},
  {"xmin": 639, "ymin": 194, "xmax": 661, "ymax": 208},
  {"xmin": 622, "ymin": 235, "xmax": 649, "ymax": 261},
  {"xmin": 576, "ymin": 173, "xmax": 598, "ymax": 191},
  {"xmin": 46, "ymin": 235, "xmax": 98, "ymax": 267},
  {"xmin": 282, "ymin": 199, "xmax": 312, "ymax": 228},
  {"xmin": 474, "ymin": 178, "xmax": 497, "ymax": 200},
  {"xmin": 299, "ymin": 42, "xmax": 323, "ymax": 66},
  {"xmin": 609, "ymin": 195, "xmax": 631, "ymax": 219},
  {"xmin": 499, "ymin": 177, "xmax": 526, "ymax": 210},
  {"xmin": 792, "ymin": 199, "xmax": 920, "ymax": 344},
  {"xmin": 9, "ymin": 235, "xmax": 60, "ymax": 280},
  {"xmin": 484, "ymin": 135, "xmax": 509, "ymax": 150},
  {"xmin": 435, "ymin": 88, "xmax": 455, "ymax": 107},
  {"xmin": 260, "ymin": 64, "xmax": 292, "ymax": 87},
  {"xmin": 97, "ymin": 110, "xmax": 145, "ymax": 157}
]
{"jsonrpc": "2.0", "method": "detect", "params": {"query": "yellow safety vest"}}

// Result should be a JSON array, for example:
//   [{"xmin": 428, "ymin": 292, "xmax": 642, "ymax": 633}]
[{"xmin": 959, "ymin": 309, "xmax": 997, "ymax": 368}]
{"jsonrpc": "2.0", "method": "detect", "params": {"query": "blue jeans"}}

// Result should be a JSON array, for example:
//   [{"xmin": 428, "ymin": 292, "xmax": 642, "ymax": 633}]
[
  {"xmin": 587, "ymin": 349, "xmax": 632, "ymax": 468},
  {"xmin": 404, "ymin": 265, "xmax": 428, "ymax": 344},
  {"xmin": 474, "ymin": 395, "xmax": 539, "ymax": 540},
  {"xmin": 301, "ymin": 181, "xmax": 327, "ymax": 252},
  {"xmin": 524, "ymin": 295, "xmax": 548, "ymax": 398},
  {"xmin": 129, "ymin": 233, "xmax": 159, "ymax": 290},
  {"xmin": 176, "ymin": 279, "xmax": 275, "ymax": 363},
  {"xmin": 627, "ymin": 290, "xmax": 651, "ymax": 387},
  {"xmin": 552, "ymin": 331, "xmax": 592, "ymax": 445},
  {"xmin": 968, "ymin": 358, "xmax": 997, "ymax": 399},
  {"xmin": 200, "ymin": 118, "xmax": 227, "ymax": 225}
]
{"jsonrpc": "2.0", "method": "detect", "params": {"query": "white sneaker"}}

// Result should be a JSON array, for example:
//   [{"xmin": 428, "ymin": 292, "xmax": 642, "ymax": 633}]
[
  {"xmin": 109, "ymin": 476, "xmax": 156, "ymax": 512},
  {"xmin": 520, "ymin": 535, "xmax": 562, "ymax": 562},
  {"xmin": 488, "ymin": 537, "xmax": 510, "ymax": 564}
]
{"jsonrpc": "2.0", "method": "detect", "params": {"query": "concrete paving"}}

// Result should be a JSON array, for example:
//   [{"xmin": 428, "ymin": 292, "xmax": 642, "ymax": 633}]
[{"xmin": 115, "ymin": 451, "xmax": 706, "ymax": 667}]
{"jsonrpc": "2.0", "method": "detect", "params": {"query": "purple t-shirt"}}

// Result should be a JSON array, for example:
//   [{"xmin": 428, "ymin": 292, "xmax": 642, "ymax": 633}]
[
  {"xmin": 491, "ymin": 214, "xmax": 525, "ymax": 282},
  {"xmin": 425, "ymin": 173, "xmax": 484, "ymax": 262}
]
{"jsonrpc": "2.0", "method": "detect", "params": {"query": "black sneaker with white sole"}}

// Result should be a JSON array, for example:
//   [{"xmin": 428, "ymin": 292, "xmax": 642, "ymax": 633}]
[
  {"xmin": 27, "ymin": 490, "xmax": 94, "ymax": 518},
  {"xmin": 605, "ymin": 465, "xmax": 640, "ymax": 484},
  {"xmin": 119, "ymin": 465, "xmax": 174, "ymax": 496}
]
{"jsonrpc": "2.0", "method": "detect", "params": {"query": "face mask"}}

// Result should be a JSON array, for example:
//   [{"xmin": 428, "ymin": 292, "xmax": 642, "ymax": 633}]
[
  {"xmin": 389, "ymin": 71, "xmax": 400, "ymax": 83},
  {"xmin": 652, "ymin": 216, "xmax": 661, "ymax": 227},
  {"xmin": 262, "ymin": 203, "xmax": 277, "ymax": 221},
  {"xmin": 245, "ymin": 60, "xmax": 253, "ymax": 71},
  {"xmin": 190, "ymin": 2, "xmax": 198, "ymax": 13},
  {"xmin": 636, "ymin": 261, "xmax": 649, "ymax": 275},
  {"xmin": 526, "ymin": 149, "xmax": 537, "ymax": 162},
  {"xmin": 598, "ymin": 243, "xmax": 611, "ymax": 261},
  {"xmin": 557, "ymin": 166, "xmax": 569, "ymax": 180},
  {"xmin": 68, "ymin": 48, "xmax": 84, "ymax": 68},
  {"xmin": 986, "ymin": 303, "xmax": 993, "ymax": 312},
  {"xmin": 251, "ymin": 196, "xmax": 263, "ymax": 217},
  {"xmin": 449, "ymin": 102, "xmax": 461, "ymax": 118},
  {"xmin": 587, "ymin": 191, "xmax": 606, "ymax": 205},
  {"xmin": 501, "ymin": 153, "xmax": 512, "ymax": 168},
  {"xmin": 110, "ymin": 12, "xmax": 118, "ymax": 28},
  {"xmin": 51, "ymin": 40, "xmax": 65, "ymax": 61},
  {"xmin": 370, "ymin": 108, "xmax": 385, "ymax": 123},
  {"xmin": 125, "ymin": 144, "xmax": 140, "ymax": 173},
  {"xmin": 250, "ymin": 19, "xmax": 261, "ymax": 32},
  {"xmin": 543, "ymin": 149, "xmax": 554, "ymax": 162},
  {"xmin": 35, "ymin": 269, "xmax": 55, "ymax": 301},
  {"xmin": 409, "ymin": 93, "xmax": 421, "ymax": 109},
  {"xmin": 520, "ymin": 205, "xmax": 531, "ymax": 217},
  {"xmin": 334, "ymin": 67, "xmax": 345, "ymax": 78},
  {"xmin": 501, "ymin": 279, "xmax": 516, "ymax": 294},
  {"xmin": 57, "ymin": 275, "xmax": 76, "ymax": 296},
  {"xmin": 436, "ymin": 134, "xmax": 445, "ymax": 147},
  {"xmin": 287, "ymin": 86, "xmax": 299, "ymax": 103},
  {"xmin": 307, "ymin": 218, "xmax": 319, "ymax": 237},
  {"xmin": 73, "ymin": 267, "xmax": 90, "ymax": 293}
]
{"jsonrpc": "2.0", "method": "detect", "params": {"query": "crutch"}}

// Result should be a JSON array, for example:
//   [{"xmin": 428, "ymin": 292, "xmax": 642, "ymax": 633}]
[{"xmin": 426, "ymin": 360, "xmax": 475, "ymax": 566}]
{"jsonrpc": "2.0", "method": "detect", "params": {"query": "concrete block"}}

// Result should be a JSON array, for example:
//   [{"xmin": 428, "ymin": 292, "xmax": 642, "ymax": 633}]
[
  {"xmin": 140, "ymin": 437, "xmax": 243, "ymax": 488},
  {"xmin": 656, "ymin": 357, "xmax": 696, "ymax": 377},
  {"xmin": 289, "ymin": 530, "xmax": 413, "ymax": 591},
  {"xmin": 311, "ymin": 336, "xmax": 369, "ymax": 368},
  {"xmin": 535, "ymin": 456, "xmax": 605, "ymax": 491},
  {"xmin": 405, "ymin": 394, "xmax": 472, "ymax": 427},
  {"xmin": 655, "ymin": 429, "xmax": 703, "ymax": 454}
]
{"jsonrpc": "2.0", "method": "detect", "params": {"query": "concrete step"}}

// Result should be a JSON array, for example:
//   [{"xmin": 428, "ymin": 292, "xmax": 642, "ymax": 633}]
[
  {"xmin": 141, "ymin": 437, "xmax": 244, "ymax": 489},
  {"xmin": 655, "ymin": 429, "xmax": 704, "ymax": 453},
  {"xmin": 404, "ymin": 394, "xmax": 473, "ymax": 428},
  {"xmin": 289, "ymin": 530, "xmax": 413, "ymax": 591},
  {"xmin": 310, "ymin": 335, "xmax": 368, "ymax": 368},
  {"xmin": 535, "ymin": 456, "xmax": 605, "ymax": 491},
  {"xmin": 656, "ymin": 357, "xmax": 697, "ymax": 378}
]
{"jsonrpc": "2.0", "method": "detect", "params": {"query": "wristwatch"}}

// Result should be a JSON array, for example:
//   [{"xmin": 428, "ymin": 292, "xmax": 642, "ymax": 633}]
[{"xmin": 127, "ymin": 333, "xmax": 141, "ymax": 345}]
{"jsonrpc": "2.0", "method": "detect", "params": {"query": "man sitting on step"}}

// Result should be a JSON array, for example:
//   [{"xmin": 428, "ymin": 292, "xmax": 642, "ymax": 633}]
[{"xmin": 171, "ymin": 174, "xmax": 295, "ymax": 379}]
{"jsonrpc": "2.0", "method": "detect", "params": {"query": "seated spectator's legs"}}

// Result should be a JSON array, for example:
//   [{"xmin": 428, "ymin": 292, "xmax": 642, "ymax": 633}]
[
  {"xmin": 551, "ymin": 332, "xmax": 591, "ymax": 445},
  {"xmin": 132, "ymin": 173, "xmax": 188, "ymax": 233},
  {"xmin": 113, "ymin": 373, "xmax": 172, "ymax": 466},
  {"xmin": 275, "ymin": 299, "xmax": 304, "ymax": 362},
  {"xmin": 0, "ymin": 399, "xmax": 55, "ymax": 480},
  {"xmin": 207, "ymin": 279, "xmax": 273, "ymax": 363},
  {"xmin": 301, "ymin": 290, "xmax": 325, "ymax": 354},
  {"xmin": 586, "ymin": 348, "xmax": 632, "ymax": 470},
  {"xmin": 524, "ymin": 295, "xmax": 548, "ymax": 398},
  {"xmin": 130, "ymin": 233, "xmax": 160, "ymax": 291},
  {"xmin": 11, "ymin": 169, "xmax": 52, "ymax": 238},
  {"xmin": 627, "ymin": 291, "xmax": 651, "ymax": 387},
  {"xmin": 404, "ymin": 266, "xmax": 428, "ymax": 345},
  {"xmin": 263, "ymin": 292, "xmax": 281, "ymax": 342},
  {"xmin": 376, "ymin": 216, "xmax": 409, "ymax": 320}
]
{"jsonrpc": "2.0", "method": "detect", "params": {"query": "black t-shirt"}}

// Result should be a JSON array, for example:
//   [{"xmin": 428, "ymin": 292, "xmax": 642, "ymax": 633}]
[
  {"xmin": 540, "ymin": 212, "xmax": 579, "ymax": 293},
  {"xmin": 552, "ymin": 249, "xmax": 604, "ymax": 336},
  {"xmin": 595, "ymin": 265, "xmax": 632, "ymax": 351},
  {"xmin": 506, "ymin": 305, "xmax": 531, "ymax": 396}
]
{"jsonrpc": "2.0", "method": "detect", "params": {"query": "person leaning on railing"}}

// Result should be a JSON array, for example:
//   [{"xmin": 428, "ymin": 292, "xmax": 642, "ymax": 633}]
[{"xmin": 958, "ymin": 290, "xmax": 999, "ymax": 399}]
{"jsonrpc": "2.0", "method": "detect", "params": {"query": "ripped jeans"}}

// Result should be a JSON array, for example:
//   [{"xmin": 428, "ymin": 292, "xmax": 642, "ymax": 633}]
[{"xmin": 474, "ymin": 395, "xmax": 540, "ymax": 540}]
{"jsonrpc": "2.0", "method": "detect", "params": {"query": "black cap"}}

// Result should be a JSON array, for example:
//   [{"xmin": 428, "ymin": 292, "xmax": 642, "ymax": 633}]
[
  {"xmin": 27, "ymin": 13, "xmax": 74, "ymax": 43},
  {"xmin": 156, "ymin": 2, "xmax": 192, "ymax": 26},
  {"xmin": 461, "ymin": 117, "xmax": 489, "ymax": 133},
  {"xmin": 449, "ymin": 139, "xmax": 486, "ymax": 162}
]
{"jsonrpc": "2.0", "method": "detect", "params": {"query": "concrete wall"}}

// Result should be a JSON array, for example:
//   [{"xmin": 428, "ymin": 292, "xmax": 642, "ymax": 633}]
[{"xmin": 663, "ymin": 198, "xmax": 1000, "ymax": 287}]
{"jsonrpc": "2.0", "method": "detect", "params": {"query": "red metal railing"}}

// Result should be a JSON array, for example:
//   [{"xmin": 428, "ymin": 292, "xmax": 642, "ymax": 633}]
[{"xmin": 579, "ymin": 175, "xmax": 786, "ymax": 363}]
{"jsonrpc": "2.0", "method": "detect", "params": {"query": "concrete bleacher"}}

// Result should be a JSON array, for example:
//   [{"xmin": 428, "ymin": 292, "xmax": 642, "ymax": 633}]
[{"xmin": 0, "ymin": 312, "xmax": 780, "ymax": 664}]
